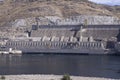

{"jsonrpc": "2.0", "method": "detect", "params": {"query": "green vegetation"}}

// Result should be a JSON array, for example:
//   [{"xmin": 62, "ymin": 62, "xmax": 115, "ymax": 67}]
[
  {"xmin": 0, "ymin": 75, "xmax": 6, "ymax": 80},
  {"xmin": 61, "ymin": 74, "xmax": 72, "ymax": 80}
]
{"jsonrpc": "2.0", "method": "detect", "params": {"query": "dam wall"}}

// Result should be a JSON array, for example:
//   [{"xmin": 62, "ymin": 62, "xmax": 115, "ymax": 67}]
[
  {"xmin": 79, "ymin": 29, "xmax": 119, "ymax": 40},
  {"xmin": 31, "ymin": 29, "xmax": 75, "ymax": 37},
  {"xmin": 30, "ymin": 25, "xmax": 120, "ymax": 41},
  {"xmin": 5, "ymin": 41, "xmax": 103, "ymax": 49}
]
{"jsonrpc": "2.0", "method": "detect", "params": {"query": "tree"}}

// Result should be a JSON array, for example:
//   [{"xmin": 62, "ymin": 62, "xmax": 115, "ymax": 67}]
[
  {"xmin": 61, "ymin": 74, "xmax": 72, "ymax": 80},
  {"xmin": 0, "ymin": 75, "xmax": 6, "ymax": 80}
]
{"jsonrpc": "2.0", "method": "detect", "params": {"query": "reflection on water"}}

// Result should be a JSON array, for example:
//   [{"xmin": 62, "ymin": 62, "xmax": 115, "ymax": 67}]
[{"xmin": 0, "ymin": 54, "xmax": 120, "ymax": 79}]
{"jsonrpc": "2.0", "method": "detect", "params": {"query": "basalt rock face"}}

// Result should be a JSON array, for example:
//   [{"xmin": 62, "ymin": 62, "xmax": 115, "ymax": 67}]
[
  {"xmin": 11, "ymin": 16, "xmax": 120, "ymax": 28},
  {"xmin": 0, "ymin": 0, "xmax": 120, "ymax": 27}
]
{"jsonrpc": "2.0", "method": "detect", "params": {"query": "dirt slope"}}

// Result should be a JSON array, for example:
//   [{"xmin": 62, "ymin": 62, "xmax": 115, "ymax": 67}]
[{"xmin": 0, "ymin": 0, "xmax": 120, "ymax": 27}]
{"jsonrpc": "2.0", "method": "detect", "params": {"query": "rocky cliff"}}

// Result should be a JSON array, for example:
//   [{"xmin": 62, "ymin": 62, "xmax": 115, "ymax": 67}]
[{"xmin": 12, "ymin": 16, "xmax": 120, "ymax": 28}]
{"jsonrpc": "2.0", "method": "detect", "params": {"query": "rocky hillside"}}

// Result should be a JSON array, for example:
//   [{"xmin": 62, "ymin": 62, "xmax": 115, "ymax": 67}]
[{"xmin": 0, "ymin": 0, "xmax": 120, "ymax": 27}]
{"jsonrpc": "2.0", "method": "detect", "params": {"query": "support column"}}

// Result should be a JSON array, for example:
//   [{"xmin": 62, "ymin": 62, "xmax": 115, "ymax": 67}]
[{"xmin": 80, "ymin": 25, "xmax": 83, "ymax": 42}]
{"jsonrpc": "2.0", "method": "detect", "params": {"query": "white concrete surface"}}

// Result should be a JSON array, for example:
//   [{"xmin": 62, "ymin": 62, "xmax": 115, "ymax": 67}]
[{"xmin": 0, "ymin": 74, "xmax": 118, "ymax": 80}]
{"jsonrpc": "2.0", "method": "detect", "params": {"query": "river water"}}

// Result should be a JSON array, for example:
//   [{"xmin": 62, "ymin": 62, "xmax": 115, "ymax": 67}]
[{"xmin": 0, "ymin": 54, "xmax": 120, "ymax": 79}]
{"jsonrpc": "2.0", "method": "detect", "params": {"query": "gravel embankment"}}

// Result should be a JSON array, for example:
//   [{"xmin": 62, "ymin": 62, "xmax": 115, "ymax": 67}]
[{"xmin": 0, "ymin": 74, "xmax": 118, "ymax": 80}]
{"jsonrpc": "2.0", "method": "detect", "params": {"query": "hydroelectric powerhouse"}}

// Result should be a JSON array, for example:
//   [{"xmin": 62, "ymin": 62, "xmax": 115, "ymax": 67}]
[{"xmin": 0, "ymin": 16, "xmax": 120, "ymax": 54}]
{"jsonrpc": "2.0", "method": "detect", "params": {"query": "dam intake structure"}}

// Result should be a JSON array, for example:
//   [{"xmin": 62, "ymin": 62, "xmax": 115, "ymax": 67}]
[{"xmin": 0, "ymin": 16, "xmax": 120, "ymax": 54}]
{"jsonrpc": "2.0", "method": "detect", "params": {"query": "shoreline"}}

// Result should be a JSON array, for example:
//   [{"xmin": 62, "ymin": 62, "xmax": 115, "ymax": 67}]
[{"xmin": 0, "ymin": 74, "xmax": 118, "ymax": 80}]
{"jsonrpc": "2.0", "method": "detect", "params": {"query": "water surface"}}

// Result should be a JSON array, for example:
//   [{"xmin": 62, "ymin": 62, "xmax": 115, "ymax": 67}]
[{"xmin": 0, "ymin": 54, "xmax": 120, "ymax": 79}]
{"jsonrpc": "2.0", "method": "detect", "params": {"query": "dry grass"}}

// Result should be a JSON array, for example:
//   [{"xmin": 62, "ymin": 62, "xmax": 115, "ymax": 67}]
[{"xmin": 0, "ymin": 0, "xmax": 120, "ymax": 27}]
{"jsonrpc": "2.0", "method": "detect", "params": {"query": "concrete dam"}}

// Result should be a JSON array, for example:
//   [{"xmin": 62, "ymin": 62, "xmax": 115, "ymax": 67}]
[{"xmin": 0, "ymin": 16, "xmax": 120, "ymax": 54}]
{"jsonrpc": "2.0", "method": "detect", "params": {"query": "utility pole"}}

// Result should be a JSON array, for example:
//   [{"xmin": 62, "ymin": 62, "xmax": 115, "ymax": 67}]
[
  {"xmin": 35, "ymin": 17, "xmax": 39, "ymax": 30},
  {"xmin": 80, "ymin": 19, "xmax": 87, "ymax": 42},
  {"xmin": 80, "ymin": 24, "xmax": 83, "ymax": 42}
]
